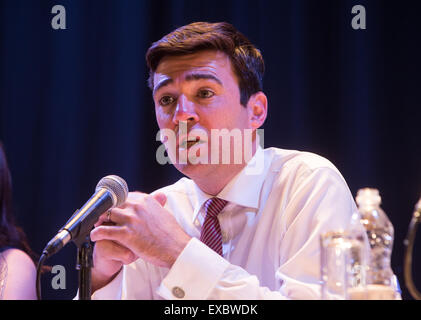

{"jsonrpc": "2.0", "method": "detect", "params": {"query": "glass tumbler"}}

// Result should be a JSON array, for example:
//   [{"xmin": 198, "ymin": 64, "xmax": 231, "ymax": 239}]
[{"xmin": 320, "ymin": 230, "xmax": 368, "ymax": 300}]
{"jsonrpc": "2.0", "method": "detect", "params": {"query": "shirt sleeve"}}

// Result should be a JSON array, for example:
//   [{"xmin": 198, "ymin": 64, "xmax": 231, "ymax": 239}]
[
  {"xmin": 275, "ymin": 167, "xmax": 359, "ymax": 299},
  {"xmin": 157, "ymin": 166, "xmax": 358, "ymax": 300},
  {"xmin": 90, "ymin": 269, "xmax": 123, "ymax": 300}
]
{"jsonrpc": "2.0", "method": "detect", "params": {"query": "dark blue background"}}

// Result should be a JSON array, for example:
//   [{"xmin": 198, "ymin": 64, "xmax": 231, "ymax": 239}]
[{"xmin": 1, "ymin": 0, "xmax": 420, "ymax": 300}]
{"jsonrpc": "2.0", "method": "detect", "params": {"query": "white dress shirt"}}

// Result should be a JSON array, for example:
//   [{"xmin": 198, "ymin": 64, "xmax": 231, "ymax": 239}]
[{"xmin": 92, "ymin": 147, "xmax": 360, "ymax": 300}]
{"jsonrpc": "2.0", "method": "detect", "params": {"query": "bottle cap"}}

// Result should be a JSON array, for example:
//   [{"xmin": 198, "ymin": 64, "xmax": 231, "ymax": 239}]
[{"xmin": 356, "ymin": 188, "xmax": 382, "ymax": 207}]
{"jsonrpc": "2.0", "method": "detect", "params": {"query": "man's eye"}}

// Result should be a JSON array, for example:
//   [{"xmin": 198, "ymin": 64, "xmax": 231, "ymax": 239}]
[
  {"xmin": 197, "ymin": 89, "xmax": 215, "ymax": 99},
  {"xmin": 159, "ymin": 96, "xmax": 175, "ymax": 106}
]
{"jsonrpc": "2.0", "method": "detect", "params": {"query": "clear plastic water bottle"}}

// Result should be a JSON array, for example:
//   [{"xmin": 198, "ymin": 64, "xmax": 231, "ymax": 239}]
[{"xmin": 355, "ymin": 188, "xmax": 400, "ymax": 299}]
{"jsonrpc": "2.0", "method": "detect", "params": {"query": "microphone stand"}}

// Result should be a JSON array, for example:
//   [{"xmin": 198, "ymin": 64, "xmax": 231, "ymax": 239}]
[
  {"xmin": 37, "ymin": 212, "xmax": 95, "ymax": 300},
  {"xmin": 75, "ymin": 235, "xmax": 93, "ymax": 300},
  {"xmin": 71, "ymin": 208, "xmax": 94, "ymax": 300}
]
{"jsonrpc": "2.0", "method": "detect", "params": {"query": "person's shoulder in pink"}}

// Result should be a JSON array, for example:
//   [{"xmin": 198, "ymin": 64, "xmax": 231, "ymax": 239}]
[
  {"xmin": 0, "ymin": 248, "xmax": 36, "ymax": 300},
  {"xmin": 0, "ymin": 143, "xmax": 37, "ymax": 300}
]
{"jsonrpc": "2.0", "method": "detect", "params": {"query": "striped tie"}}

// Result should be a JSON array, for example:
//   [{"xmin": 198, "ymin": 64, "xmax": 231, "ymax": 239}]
[{"xmin": 200, "ymin": 197, "xmax": 228, "ymax": 256}]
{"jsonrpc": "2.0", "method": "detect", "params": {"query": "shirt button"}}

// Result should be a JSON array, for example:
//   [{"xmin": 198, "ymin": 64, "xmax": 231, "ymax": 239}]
[
  {"xmin": 194, "ymin": 219, "xmax": 200, "ymax": 227},
  {"xmin": 172, "ymin": 286, "xmax": 185, "ymax": 299}
]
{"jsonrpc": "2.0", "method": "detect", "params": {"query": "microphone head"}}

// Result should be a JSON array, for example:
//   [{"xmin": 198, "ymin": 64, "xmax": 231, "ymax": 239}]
[{"xmin": 96, "ymin": 175, "xmax": 128, "ymax": 207}]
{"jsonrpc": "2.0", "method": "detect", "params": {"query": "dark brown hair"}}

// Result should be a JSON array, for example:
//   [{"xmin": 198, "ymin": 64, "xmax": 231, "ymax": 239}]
[
  {"xmin": 0, "ymin": 142, "xmax": 35, "ymax": 261},
  {"xmin": 146, "ymin": 22, "xmax": 265, "ymax": 106}
]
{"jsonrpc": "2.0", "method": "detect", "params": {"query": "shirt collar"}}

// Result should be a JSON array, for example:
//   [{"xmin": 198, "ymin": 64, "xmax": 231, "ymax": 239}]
[{"xmin": 190, "ymin": 146, "xmax": 270, "ymax": 223}]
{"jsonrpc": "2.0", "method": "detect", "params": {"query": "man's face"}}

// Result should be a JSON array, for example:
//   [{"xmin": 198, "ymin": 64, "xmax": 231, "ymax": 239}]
[{"xmin": 153, "ymin": 50, "xmax": 252, "ymax": 177}]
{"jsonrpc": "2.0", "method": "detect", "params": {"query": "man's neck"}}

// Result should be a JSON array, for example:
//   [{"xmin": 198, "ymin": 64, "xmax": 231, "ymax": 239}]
[
  {"xmin": 184, "ymin": 140, "xmax": 259, "ymax": 195},
  {"xmin": 193, "ymin": 162, "xmax": 247, "ymax": 195}
]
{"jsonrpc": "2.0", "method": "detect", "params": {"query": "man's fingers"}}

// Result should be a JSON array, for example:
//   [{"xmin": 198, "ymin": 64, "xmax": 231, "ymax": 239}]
[
  {"xmin": 121, "ymin": 191, "xmax": 167, "ymax": 208},
  {"xmin": 94, "ymin": 192, "xmax": 168, "ymax": 227},
  {"xmin": 152, "ymin": 192, "xmax": 167, "ymax": 207},
  {"xmin": 94, "ymin": 240, "xmax": 138, "ymax": 265},
  {"xmin": 94, "ymin": 208, "xmax": 131, "ymax": 227},
  {"xmin": 90, "ymin": 225, "xmax": 127, "ymax": 243},
  {"xmin": 95, "ymin": 211, "xmax": 113, "ymax": 227},
  {"xmin": 123, "ymin": 191, "xmax": 148, "ymax": 206}
]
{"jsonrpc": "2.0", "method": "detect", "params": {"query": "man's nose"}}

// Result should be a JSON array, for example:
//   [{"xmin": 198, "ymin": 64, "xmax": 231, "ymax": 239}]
[{"xmin": 173, "ymin": 95, "xmax": 199, "ymax": 125}]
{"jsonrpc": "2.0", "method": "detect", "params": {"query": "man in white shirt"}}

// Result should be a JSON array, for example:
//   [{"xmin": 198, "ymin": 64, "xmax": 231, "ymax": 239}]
[{"xmin": 89, "ymin": 21, "xmax": 359, "ymax": 300}]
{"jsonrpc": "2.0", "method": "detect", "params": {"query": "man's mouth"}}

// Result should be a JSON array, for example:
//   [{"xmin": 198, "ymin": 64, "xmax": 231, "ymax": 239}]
[{"xmin": 179, "ymin": 136, "xmax": 203, "ymax": 149}]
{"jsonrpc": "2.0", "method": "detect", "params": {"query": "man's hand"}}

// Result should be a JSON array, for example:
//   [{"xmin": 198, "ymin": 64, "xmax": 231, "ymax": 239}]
[{"xmin": 90, "ymin": 191, "xmax": 191, "ymax": 292}]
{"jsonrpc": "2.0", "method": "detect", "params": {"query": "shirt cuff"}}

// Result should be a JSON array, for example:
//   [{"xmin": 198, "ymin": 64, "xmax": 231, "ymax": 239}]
[
  {"xmin": 90, "ymin": 269, "xmax": 123, "ymax": 300},
  {"xmin": 156, "ymin": 237, "xmax": 230, "ymax": 300}
]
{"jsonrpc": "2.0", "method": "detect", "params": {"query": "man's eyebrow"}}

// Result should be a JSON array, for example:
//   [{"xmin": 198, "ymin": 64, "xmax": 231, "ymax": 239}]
[
  {"xmin": 153, "ymin": 73, "xmax": 223, "ymax": 96},
  {"xmin": 153, "ymin": 78, "xmax": 173, "ymax": 96},
  {"xmin": 185, "ymin": 73, "xmax": 223, "ymax": 85}
]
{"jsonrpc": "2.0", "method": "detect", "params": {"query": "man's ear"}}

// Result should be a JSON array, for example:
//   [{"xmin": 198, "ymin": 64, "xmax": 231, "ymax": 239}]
[{"xmin": 247, "ymin": 91, "xmax": 268, "ymax": 129}]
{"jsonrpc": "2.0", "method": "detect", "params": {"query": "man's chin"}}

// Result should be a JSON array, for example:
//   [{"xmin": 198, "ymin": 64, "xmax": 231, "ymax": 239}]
[{"xmin": 173, "ymin": 161, "xmax": 216, "ymax": 177}]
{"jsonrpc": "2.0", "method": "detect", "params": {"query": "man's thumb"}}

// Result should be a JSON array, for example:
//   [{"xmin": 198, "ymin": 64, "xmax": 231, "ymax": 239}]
[{"xmin": 152, "ymin": 192, "xmax": 167, "ymax": 206}]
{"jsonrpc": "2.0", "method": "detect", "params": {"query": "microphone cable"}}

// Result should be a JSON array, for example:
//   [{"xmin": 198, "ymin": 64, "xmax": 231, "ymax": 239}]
[
  {"xmin": 403, "ymin": 197, "xmax": 421, "ymax": 300},
  {"xmin": 36, "ymin": 252, "xmax": 48, "ymax": 300}
]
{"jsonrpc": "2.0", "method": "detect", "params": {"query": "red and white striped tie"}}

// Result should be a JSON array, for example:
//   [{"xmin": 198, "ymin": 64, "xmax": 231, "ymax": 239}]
[{"xmin": 200, "ymin": 197, "xmax": 228, "ymax": 256}]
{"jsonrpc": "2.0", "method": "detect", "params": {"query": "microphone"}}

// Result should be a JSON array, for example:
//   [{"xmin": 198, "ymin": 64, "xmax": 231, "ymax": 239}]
[{"xmin": 42, "ymin": 175, "xmax": 128, "ymax": 258}]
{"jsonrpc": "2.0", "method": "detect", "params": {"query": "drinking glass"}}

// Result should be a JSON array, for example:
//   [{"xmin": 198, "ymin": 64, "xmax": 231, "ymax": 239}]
[{"xmin": 320, "ymin": 230, "xmax": 367, "ymax": 299}]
